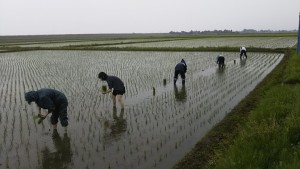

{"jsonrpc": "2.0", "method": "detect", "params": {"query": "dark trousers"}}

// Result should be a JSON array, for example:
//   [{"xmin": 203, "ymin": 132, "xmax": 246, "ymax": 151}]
[
  {"xmin": 217, "ymin": 57, "xmax": 225, "ymax": 68},
  {"xmin": 240, "ymin": 50, "xmax": 247, "ymax": 59},
  {"xmin": 174, "ymin": 70, "xmax": 186, "ymax": 84},
  {"xmin": 51, "ymin": 102, "xmax": 68, "ymax": 127}
]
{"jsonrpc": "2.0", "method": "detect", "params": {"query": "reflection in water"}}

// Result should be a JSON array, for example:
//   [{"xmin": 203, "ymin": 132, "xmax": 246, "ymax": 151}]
[
  {"xmin": 103, "ymin": 108, "xmax": 127, "ymax": 143},
  {"xmin": 240, "ymin": 58, "xmax": 247, "ymax": 67},
  {"xmin": 216, "ymin": 67, "xmax": 225, "ymax": 76},
  {"xmin": 174, "ymin": 85, "xmax": 187, "ymax": 102},
  {"xmin": 41, "ymin": 130, "xmax": 72, "ymax": 169}
]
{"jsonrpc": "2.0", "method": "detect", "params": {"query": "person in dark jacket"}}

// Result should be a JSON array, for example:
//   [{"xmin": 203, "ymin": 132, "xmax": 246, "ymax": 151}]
[
  {"xmin": 98, "ymin": 72, "xmax": 125, "ymax": 109},
  {"xmin": 174, "ymin": 59, "xmax": 187, "ymax": 85},
  {"xmin": 216, "ymin": 55, "xmax": 225, "ymax": 68},
  {"xmin": 25, "ymin": 88, "xmax": 68, "ymax": 129}
]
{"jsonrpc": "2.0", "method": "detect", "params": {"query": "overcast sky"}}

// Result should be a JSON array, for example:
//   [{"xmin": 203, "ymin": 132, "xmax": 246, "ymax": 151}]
[{"xmin": 0, "ymin": 0, "xmax": 299, "ymax": 35}]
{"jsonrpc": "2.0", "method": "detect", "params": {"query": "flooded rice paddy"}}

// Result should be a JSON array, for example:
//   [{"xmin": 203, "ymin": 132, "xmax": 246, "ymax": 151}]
[
  {"xmin": 0, "ymin": 51, "xmax": 283, "ymax": 169},
  {"xmin": 110, "ymin": 37, "xmax": 297, "ymax": 48},
  {"xmin": 3, "ymin": 39, "xmax": 179, "ymax": 48},
  {"xmin": 1, "ymin": 37, "xmax": 296, "ymax": 49}
]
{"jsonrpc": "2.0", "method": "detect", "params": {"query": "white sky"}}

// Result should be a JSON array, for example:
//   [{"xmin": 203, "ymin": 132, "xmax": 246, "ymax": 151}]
[{"xmin": 0, "ymin": 0, "xmax": 299, "ymax": 35}]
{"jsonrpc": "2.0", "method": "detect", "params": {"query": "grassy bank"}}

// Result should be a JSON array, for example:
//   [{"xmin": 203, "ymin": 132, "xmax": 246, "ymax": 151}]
[
  {"xmin": 0, "ymin": 46, "xmax": 287, "ymax": 53},
  {"xmin": 172, "ymin": 49, "xmax": 300, "ymax": 169},
  {"xmin": 0, "ymin": 33, "xmax": 296, "ymax": 44}
]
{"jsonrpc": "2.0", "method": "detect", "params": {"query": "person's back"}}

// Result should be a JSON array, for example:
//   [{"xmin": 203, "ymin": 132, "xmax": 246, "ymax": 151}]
[
  {"xmin": 36, "ymin": 88, "xmax": 68, "ymax": 108},
  {"xmin": 106, "ymin": 76, "xmax": 125, "ymax": 91},
  {"xmin": 175, "ymin": 61, "xmax": 187, "ymax": 72},
  {"xmin": 240, "ymin": 46, "xmax": 246, "ymax": 52}
]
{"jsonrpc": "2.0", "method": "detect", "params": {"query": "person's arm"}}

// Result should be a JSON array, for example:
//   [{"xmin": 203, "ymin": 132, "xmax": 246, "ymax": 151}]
[
  {"xmin": 39, "ymin": 97, "xmax": 56, "ymax": 113},
  {"xmin": 37, "ymin": 105, "xmax": 42, "ymax": 114},
  {"xmin": 102, "ymin": 80, "xmax": 113, "ymax": 94},
  {"xmin": 102, "ymin": 88, "xmax": 112, "ymax": 94}
]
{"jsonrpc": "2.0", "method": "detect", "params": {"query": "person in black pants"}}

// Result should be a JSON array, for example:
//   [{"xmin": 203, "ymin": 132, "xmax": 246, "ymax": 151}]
[
  {"xmin": 217, "ymin": 55, "xmax": 225, "ymax": 68},
  {"xmin": 174, "ymin": 59, "xmax": 187, "ymax": 85},
  {"xmin": 240, "ymin": 46, "xmax": 247, "ymax": 59},
  {"xmin": 25, "ymin": 88, "xmax": 68, "ymax": 130}
]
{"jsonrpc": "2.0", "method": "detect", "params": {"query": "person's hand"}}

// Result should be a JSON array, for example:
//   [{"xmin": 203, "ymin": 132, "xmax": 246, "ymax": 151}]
[
  {"xmin": 40, "ymin": 112, "xmax": 49, "ymax": 118},
  {"xmin": 101, "ymin": 89, "xmax": 111, "ymax": 94},
  {"xmin": 37, "ymin": 115, "xmax": 47, "ymax": 124}
]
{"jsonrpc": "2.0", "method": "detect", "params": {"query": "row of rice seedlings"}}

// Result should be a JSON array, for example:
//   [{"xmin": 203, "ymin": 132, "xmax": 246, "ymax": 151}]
[
  {"xmin": 0, "ymin": 51, "xmax": 283, "ymax": 169},
  {"xmin": 105, "ymin": 53, "xmax": 284, "ymax": 169},
  {"xmin": 0, "ymin": 53, "xmax": 65, "ymax": 169},
  {"xmin": 15, "ymin": 38, "xmax": 178, "ymax": 48},
  {"xmin": 48, "ymin": 51, "xmax": 274, "ymax": 169},
  {"xmin": 109, "ymin": 37, "xmax": 297, "ymax": 49},
  {"xmin": 77, "ymin": 53, "xmax": 276, "ymax": 169}
]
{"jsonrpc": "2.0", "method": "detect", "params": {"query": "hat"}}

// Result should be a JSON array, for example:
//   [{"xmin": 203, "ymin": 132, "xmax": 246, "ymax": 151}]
[{"xmin": 25, "ymin": 91, "xmax": 38, "ymax": 104}]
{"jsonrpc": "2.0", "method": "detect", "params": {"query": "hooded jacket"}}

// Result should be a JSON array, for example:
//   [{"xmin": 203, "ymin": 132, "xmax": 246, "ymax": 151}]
[
  {"xmin": 175, "ymin": 59, "xmax": 187, "ymax": 73},
  {"xmin": 25, "ymin": 88, "xmax": 68, "ymax": 113}
]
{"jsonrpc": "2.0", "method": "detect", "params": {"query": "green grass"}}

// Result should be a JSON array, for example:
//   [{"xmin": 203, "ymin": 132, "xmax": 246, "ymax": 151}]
[
  {"xmin": 0, "ymin": 33, "xmax": 296, "ymax": 53},
  {"xmin": 0, "ymin": 46, "xmax": 288, "ymax": 53},
  {"xmin": 213, "ymin": 85, "xmax": 300, "ymax": 169},
  {"xmin": 172, "ymin": 50, "xmax": 300, "ymax": 169},
  {"xmin": 284, "ymin": 51, "xmax": 300, "ymax": 84}
]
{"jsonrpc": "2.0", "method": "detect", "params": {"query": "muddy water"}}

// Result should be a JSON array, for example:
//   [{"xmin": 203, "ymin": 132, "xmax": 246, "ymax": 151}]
[{"xmin": 0, "ymin": 51, "xmax": 283, "ymax": 169}]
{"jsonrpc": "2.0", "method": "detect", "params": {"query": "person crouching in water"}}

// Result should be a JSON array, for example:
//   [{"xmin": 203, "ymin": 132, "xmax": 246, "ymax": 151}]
[
  {"xmin": 174, "ymin": 59, "xmax": 187, "ymax": 85},
  {"xmin": 217, "ymin": 55, "xmax": 225, "ymax": 68},
  {"xmin": 25, "ymin": 88, "xmax": 69, "ymax": 129},
  {"xmin": 98, "ymin": 72, "xmax": 125, "ymax": 109}
]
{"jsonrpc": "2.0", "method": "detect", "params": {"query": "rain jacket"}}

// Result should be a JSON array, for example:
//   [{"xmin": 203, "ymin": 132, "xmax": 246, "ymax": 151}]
[
  {"xmin": 175, "ymin": 59, "xmax": 187, "ymax": 73},
  {"xmin": 217, "ymin": 55, "xmax": 225, "ymax": 64},
  {"xmin": 25, "ymin": 88, "xmax": 68, "ymax": 126}
]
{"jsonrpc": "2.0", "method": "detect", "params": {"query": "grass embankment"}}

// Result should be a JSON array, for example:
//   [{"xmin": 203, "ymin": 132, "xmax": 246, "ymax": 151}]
[
  {"xmin": 1, "ymin": 33, "xmax": 296, "ymax": 53},
  {"xmin": 0, "ymin": 46, "xmax": 287, "ymax": 54},
  {"xmin": 172, "ymin": 49, "xmax": 300, "ymax": 169}
]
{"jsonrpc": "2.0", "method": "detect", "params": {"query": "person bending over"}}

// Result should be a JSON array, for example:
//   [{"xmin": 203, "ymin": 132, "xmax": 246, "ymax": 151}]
[
  {"xmin": 25, "ymin": 88, "xmax": 68, "ymax": 129},
  {"xmin": 174, "ymin": 59, "xmax": 187, "ymax": 85},
  {"xmin": 98, "ymin": 72, "xmax": 125, "ymax": 109},
  {"xmin": 240, "ymin": 46, "xmax": 247, "ymax": 59}
]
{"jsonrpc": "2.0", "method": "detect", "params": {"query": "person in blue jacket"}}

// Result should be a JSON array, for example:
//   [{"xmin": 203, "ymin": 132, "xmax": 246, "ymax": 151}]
[
  {"xmin": 98, "ymin": 72, "xmax": 125, "ymax": 109},
  {"xmin": 174, "ymin": 59, "xmax": 187, "ymax": 85},
  {"xmin": 25, "ymin": 88, "xmax": 68, "ymax": 129}
]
